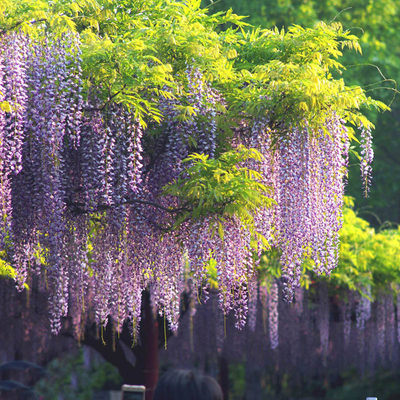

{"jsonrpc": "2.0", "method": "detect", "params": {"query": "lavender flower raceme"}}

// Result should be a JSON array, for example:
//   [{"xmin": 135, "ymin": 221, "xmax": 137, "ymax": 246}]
[
  {"xmin": 268, "ymin": 281, "xmax": 279, "ymax": 349},
  {"xmin": 359, "ymin": 124, "xmax": 373, "ymax": 197}
]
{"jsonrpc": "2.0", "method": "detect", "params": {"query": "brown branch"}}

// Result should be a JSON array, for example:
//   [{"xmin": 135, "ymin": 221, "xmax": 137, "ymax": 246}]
[
  {"xmin": 77, "ymin": 197, "xmax": 191, "ymax": 233},
  {"xmin": 66, "ymin": 196, "xmax": 190, "ymax": 216},
  {"xmin": 82, "ymin": 85, "xmax": 128, "ymax": 112},
  {"xmin": 106, "ymin": 84, "xmax": 127, "ymax": 105}
]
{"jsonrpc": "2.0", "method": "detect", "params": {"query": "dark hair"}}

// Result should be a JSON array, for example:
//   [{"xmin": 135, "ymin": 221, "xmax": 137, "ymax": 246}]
[{"xmin": 153, "ymin": 369, "xmax": 223, "ymax": 400}]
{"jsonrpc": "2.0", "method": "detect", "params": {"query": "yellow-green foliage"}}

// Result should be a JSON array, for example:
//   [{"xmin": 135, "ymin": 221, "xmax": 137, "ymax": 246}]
[
  {"xmin": 257, "ymin": 197, "xmax": 400, "ymax": 296},
  {"xmin": 0, "ymin": 0, "xmax": 246, "ymax": 126},
  {"xmin": 313, "ymin": 197, "xmax": 399, "ymax": 296},
  {"xmin": 0, "ymin": 0, "xmax": 387, "ymax": 130},
  {"xmin": 332, "ymin": 197, "xmax": 400, "ymax": 296},
  {"xmin": 229, "ymin": 23, "xmax": 388, "ymax": 133},
  {"xmin": 165, "ymin": 146, "xmax": 275, "ymax": 251},
  {"xmin": 0, "ymin": 251, "xmax": 29, "ymax": 289},
  {"xmin": 0, "ymin": 251, "xmax": 16, "ymax": 279}
]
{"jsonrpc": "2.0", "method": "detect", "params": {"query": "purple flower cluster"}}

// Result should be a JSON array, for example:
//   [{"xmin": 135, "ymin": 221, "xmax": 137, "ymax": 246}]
[
  {"xmin": 1, "ymin": 34, "xmax": 28, "ymax": 174},
  {"xmin": 376, "ymin": 296, "xmax": 386, "ymax": 361},
  {"xmin": 0, "ymin": 34, "xmax": 28, "ymax": 248},
  {"xmin": 355, "ymin": 286, "xmax": 371, "ymax": 330},
  {"xmin": 247, "ymin": 277, "xmax": 258, "ymax": 332},
  {"xmin": 318, "ymin": 283, "xmax": 329, "ymax": 360},
  {"xmin": 0, "ymin": 31, "xmax": 372, "ymax": 339},
  {"xmin": 186, "ymin": 68, "xmax": 217, "ymax": 157},
  {"xmin": 246, "ymin": 117, "xmax": 349, "ymax": 299},
  {"xmin": 342, "ymin": 294, "xmax": 353, "ymax": 347}
]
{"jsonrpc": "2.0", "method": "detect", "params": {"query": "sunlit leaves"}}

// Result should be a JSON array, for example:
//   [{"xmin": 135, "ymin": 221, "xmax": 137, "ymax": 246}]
[
  {"xmin": 165, "ymin": 145, "xmax": 275, "ymax": 249},
  {"xmin": 1, "ymin": 0, "xmax": 384, "ymax": 135},
  {"xmin": 0, "ymin": 252, "xmax": 16, "ymax": 279},
  {"xmin": 229, "ymin": 22, "xmax": 388, "ymax": 131}
]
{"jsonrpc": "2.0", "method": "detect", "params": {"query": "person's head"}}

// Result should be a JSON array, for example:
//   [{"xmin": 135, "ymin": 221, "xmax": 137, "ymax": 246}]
[{"xmin": 153, "ymin": 369, "xmax": 223, "ymax": 400}]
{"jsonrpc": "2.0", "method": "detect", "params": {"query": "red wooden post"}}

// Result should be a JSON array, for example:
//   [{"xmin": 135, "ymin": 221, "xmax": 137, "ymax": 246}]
[{"xmin": 143, "ymin": 293, "xmax": 159, "ymax": 400}]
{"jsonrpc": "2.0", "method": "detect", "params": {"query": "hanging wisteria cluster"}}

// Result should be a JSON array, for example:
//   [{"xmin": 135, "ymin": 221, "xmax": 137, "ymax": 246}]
[
  {"xmin": 0, "ymin": 32, "xmax": 374, "ymax": 337},
  {"xmin": 243, "ymin": 117, "xmax": 350, "ymax": 299}
]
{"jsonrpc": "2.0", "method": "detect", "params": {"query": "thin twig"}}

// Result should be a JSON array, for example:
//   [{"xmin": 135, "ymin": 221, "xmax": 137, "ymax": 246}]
[
  {"xmin": 329, "ymin": 7, "xmax": 352, "ymax": 24},
  {"xmin": 82, "ymin": 85, "xmax": 128, "ymax": 112}
]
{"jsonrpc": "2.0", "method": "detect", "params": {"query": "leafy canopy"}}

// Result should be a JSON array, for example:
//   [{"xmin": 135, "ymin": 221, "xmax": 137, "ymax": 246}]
[
  {"xmin": 205, "ymin": 0, "xmax": 400, "ymax": 226},
  {"xmin": 0, "ymin": 0, "xmax": 387, "ymax": 130}
]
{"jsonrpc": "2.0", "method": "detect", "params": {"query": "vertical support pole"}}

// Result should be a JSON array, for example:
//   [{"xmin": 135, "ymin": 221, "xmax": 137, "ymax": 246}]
[
  {"xmin": 142, "ymin": 292, "xmax": 159, "ymax": 400},
  {"xmin": 218, "ymin": 355, "xmax": 229, "ymax": 400}
]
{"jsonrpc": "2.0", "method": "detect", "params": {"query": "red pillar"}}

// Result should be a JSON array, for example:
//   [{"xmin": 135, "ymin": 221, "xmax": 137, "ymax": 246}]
[
  {"xmin": 218, "ymin": 356, "xmax": 229, "ymax": 400},
  {"xmin": 143, "ymin": 294, "xmax": 159, "ymax": 400}
]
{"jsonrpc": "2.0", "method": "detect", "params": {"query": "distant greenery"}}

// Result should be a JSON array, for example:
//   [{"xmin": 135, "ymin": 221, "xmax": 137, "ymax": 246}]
[
  {"xmin": 327, "ymin": 370, "xmax": 400, "ymax": 400},
  {"xmin": 34, "ymin": 349, "xmax": 122, "ymax": 400},
  {"xmin": 228, "ymin": 363, "xmax": 400, "ymax": 400}
]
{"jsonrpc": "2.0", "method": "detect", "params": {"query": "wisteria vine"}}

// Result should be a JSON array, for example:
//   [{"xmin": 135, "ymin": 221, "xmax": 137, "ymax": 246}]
[{"xmin": 0, "ymin": 32, "xmax": 375, "ymax": 338}]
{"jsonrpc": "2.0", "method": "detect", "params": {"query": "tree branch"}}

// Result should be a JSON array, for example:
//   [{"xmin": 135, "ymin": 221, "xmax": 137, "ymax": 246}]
[
  {"xmin": 82, "ymin": 84, "xmax": 128, "ymax": 112},
  {"xmin": 66, "ymin": 196, "xmax": 190, "ymax": 216},
  {"xmin": 66, "ymin": 195, "xmax": 193, "ymax": 233}
]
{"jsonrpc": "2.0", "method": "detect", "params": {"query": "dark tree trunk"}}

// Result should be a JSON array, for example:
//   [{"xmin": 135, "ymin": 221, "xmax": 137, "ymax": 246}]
[
  {"xmin": 245, "ymin": 361, "xmax": 262, "ymax": 400},
  {"xmin": 80, "ymin": 324, "xmax": 142, "ymax": 384}
]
